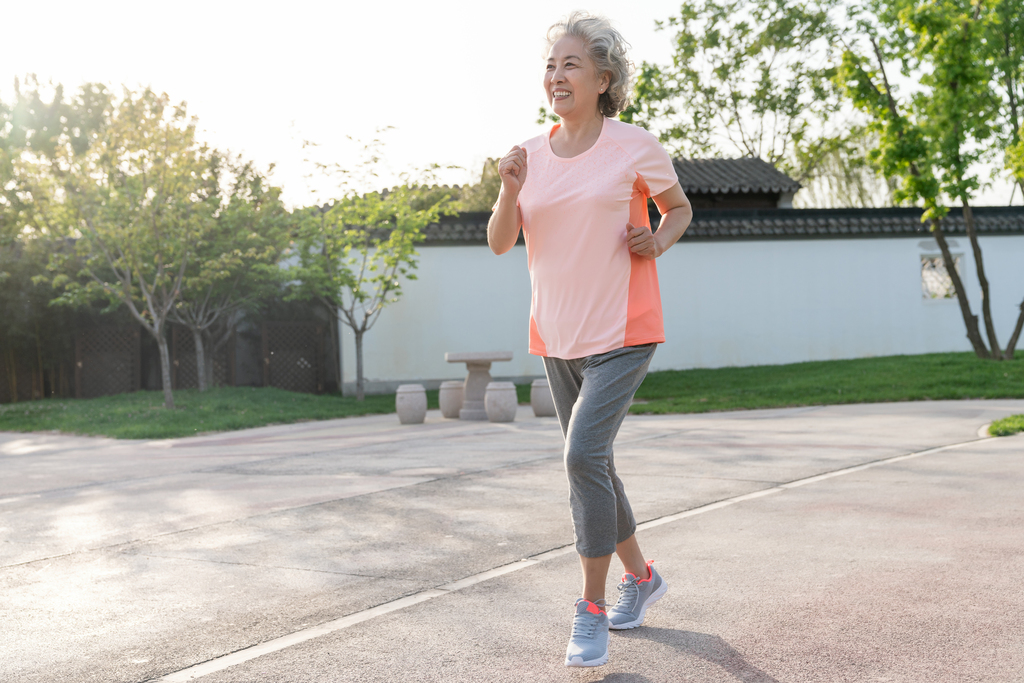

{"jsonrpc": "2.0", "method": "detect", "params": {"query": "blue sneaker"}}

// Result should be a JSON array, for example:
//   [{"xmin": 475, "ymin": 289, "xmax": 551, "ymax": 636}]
[
  {"xmin": 608, "ymin": 560, "xmax": 667, "ymax": 630},
  {"xmin": 564, "ymin": 599, "xmax": 610, "ymax": 667}
]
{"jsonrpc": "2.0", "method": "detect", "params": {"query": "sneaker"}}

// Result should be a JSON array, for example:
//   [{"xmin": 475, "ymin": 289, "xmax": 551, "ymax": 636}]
[
  {"xmin": 564, "ymin": 599, "xmax": 610, "ymax": 667},
  {"xmin": 607, "ymin": 560, "xmax": 667, "ymax": 630}
]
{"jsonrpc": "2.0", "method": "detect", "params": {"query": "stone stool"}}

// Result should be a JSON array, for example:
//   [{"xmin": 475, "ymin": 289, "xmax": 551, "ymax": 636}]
[
  {"xmin": 395, "ymin": 384, "xmax": 427, "ymax": 424},
  {"xmin": 530, "ymin": 378, "xmax": 557, "ymax": 417},
  {"xmin": 438, "ymin": 380, "xmax": 464, "ymax": 419},
  {"xmin": 485, "ymin": 381, "xmax": 518, "ymax": 423},
  {"xmin": 445, "ymin": 351, "xmax": 513, "ymax": 420}
]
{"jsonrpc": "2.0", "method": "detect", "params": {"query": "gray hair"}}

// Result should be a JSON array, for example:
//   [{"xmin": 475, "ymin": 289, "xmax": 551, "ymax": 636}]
[{"xmin": 546, "ymin": 11, "xmax": 633, "ymax": 118}]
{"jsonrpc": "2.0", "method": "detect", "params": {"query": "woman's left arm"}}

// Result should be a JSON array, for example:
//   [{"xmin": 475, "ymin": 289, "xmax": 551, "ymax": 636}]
[{"xmin": 627, "ymin": 182, "xmax": 693, "ymax": 259}]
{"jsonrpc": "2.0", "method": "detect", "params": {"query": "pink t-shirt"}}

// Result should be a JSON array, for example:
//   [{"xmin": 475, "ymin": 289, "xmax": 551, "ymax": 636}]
[{"xmin": 508, "ymin": 117, "xmax": 678, "ymax": 359}]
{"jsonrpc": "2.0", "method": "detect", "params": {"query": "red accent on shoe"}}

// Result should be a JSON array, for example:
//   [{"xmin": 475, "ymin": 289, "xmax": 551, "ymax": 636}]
[
  {"xmin": 636, "ymin": 560, "xmax": 654, "ymax": 584},
  {"xmin": 585, "ymin": 601, "xmax": 605, "ymax": 615}
]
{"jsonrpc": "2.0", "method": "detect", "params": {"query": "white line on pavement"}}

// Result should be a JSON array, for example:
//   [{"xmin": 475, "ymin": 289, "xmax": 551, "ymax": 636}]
[{"xmin": 145, "ymin": 436, "xmax": 984, "ymax": 683}]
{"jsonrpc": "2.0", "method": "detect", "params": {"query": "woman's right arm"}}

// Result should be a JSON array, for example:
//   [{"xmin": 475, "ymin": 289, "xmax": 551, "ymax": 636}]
[{"xmin": 487, "ymin": 146, "xmax": 528, "ymax": 255}]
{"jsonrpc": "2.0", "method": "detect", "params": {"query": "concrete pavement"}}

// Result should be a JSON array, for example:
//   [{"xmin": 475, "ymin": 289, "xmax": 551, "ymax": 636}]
[{"xmin": 2, "ymin": 399, "xmax": 1023, "ymax": 682}]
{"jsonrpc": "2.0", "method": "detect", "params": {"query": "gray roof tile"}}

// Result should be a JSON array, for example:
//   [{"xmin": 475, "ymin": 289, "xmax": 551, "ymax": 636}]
[
  {"xmin": 422, "ymin": 207, "xmax": 1024, "ymax": 244},
  {"xmin": 672, "ymin": 157, "xmax": 802, "ymax": 194}
]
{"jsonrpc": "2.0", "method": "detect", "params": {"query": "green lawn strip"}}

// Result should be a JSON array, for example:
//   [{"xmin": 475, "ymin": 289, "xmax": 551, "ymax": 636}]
[
  {"xmin": 631, "ymin": 352, "xmax": 1024, "ymax": 415},
  {"xmin": 3, "ymin": 352, "xmax": 1020, "ymax": 439},
  {"xmin": 989, "ymin": 415, "xmax": 1024, "ymax": 437},
  {"xmin": 0, "ymin": 383, "xmax": 536, "ymax": 440},
  {"xmin": 0, "ymin": 387, "xmax": 396, "ymax": 440}
]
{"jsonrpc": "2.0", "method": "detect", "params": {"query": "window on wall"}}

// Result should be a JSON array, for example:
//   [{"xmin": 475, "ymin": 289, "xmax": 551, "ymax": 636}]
[{"xmin": 921, "ymin": 255, "xmax": 961, "ymax": 299}]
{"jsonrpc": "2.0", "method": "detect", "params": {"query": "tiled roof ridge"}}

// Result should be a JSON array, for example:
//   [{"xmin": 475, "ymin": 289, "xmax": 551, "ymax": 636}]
[
  {"xmin": 672, "ymin": 156, "xmax": 803, "ymax": 194},
  {"xmin": 422, "ymin": 207, "xmax": 1024, "ymax": 244}
]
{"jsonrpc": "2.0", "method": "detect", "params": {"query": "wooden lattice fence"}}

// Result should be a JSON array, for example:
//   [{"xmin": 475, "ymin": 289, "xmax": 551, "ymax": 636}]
[
  {"xmin": 171, "ymin": 326, "xmax": 235, "ymax": 389},
  {"xmin": 75, "ymin": 326, "xmax": 141, "ymax": 399},
  {"xmin": 261, "ymin": 322, "xmax": 324, "ymax": 394},
  {"xmin": 0, "ymin": 351, "xmax": 35, "ymax": 403}
]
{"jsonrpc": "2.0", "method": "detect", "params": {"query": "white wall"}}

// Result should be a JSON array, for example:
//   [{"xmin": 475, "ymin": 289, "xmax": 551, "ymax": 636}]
[{"xmin": 340, "ymin": 235, "xmax": 1024, "ymax": 393}]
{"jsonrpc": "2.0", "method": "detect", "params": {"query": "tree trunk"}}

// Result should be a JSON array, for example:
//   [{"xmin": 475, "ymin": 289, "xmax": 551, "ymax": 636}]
[
  {"xmin": 1006, "ymin": 296, "xmax": 1024, "ymax": 360},
  {"xmin": 330, "ymin": 311, "xmax": 341, "ymax": 392},
  {"xmin": 355, "ymin": 329, "xmax": 365, "ymax": 401},
  {"xmin": 932, "ymin": 220, "xmax": 989, "ymax": 358},
  {"xmin": 155, "ymin": 334, "xmax": 175, "ymax": 409},
  {"xmin": 35, "ymin": 329, "xmax": 44, "ymax": 400},
  {"xmin": 7, "ymin": 349, "xmax": 18, "ymax": 403},
  {"xmin": 962, "ymin": 203, "xmax": 1003, "ymax": 359},
  {"xmin": 191, "ymin": 327, "xmax": 208, "ymax": 392},
  {"xmin": 204, "ymin": 351, "xmax": 215, "ymax": 390}
]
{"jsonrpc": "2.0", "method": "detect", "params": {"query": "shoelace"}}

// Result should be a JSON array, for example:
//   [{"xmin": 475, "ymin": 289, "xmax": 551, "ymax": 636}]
[
  {"xmin": 613, "ymin": 576, "xmax": 639, "ymax": 612},
  {"xmin": 570, "ymin": 612, "xmax": 599, "ymax": 639}
]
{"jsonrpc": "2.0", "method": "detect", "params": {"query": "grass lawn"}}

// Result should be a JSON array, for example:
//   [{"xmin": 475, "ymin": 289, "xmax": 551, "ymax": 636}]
[
  {"xmin": 630, "ymin": 351, "xmax": 1023, "ymax": 415},
  {"xmin": 989, "ymin": 414, "xmax": 1024, "ymax": 437},
  {"xmin": 0, "ymin": 352, "xmax": 1021, "ymax": 440},
  {"xmin": 0, "ymin": 387, "xmax": 400, "ymax": 440}
]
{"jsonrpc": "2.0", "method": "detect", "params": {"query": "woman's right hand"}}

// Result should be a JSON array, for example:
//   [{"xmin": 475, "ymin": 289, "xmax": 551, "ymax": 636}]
[{"xmin": 498, "ymin": 145, "xmax": 528, "ymax": 195}]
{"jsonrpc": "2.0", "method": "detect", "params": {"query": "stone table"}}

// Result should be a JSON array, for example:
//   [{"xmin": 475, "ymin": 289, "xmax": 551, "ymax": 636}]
[{"xmin": 444, "ymin": 351, "xmax": 514, "ymax": 420}]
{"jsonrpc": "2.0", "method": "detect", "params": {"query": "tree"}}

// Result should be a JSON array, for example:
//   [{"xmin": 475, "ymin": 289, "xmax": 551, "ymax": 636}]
[
  {"xmin": 1, "ymin": 78, "xmax": 112, "ymax": 281},
  {"xmin": 47, "ymin": 88, "xmax": 219, "ymax": 407},
  {"xmin": 1, "ymin": 79, "xmax": 121, "ymax": 401},
  {"xmin": 838, "ymin": 0, "xmax": 1024, "ymax": 359},
  {"xmin": 995, "ymin": 0, "xmax": 1024, "ymax": 351},
  {"xmin": 621, "ymin": 0, "xmax": 880, "ymax": 200},
  {"xmin": 170, "ymin": 156, "xmax": 292, "ymax": 391},
  {"xmin": 291, "ymin": 141, "xmax": 454, "ymax": 400}
]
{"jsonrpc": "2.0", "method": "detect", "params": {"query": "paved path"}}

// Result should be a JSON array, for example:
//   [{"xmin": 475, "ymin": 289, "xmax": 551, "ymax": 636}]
[{"xmin": 2, "ymin": 400, "xmax": 1023, "ymax": 682}]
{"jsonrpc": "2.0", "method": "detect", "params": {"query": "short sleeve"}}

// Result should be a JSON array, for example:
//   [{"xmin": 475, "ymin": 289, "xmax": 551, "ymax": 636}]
[{"xmin": 632, "ymin": 134, "xmax": 677, "ymax": 198}]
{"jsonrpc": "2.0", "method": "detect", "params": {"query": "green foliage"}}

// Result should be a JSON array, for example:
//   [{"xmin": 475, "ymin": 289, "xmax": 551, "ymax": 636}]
[
  {"xmin": 25, "ymin": 87, "xmax": 223, "ymax": 408},
  {"xmin": 991, "ymin": 0, "xmax": 1024, "ymax": 186},
  {"xmin": 989, "ymin": 413, "xmax": 1024, "ymax": 436},
  {"xmin": 42, "ymin": 88, "xmax": 219, "ymax": 315},
  {"xmin": 625, "ymin": 0, "xmax": 865, "ymax": 193},
  {"xmin": 631, "ymin": 352, "xmax": 1024, "ymax": 414},
  {"xmin": 0, "ymin": 78, "xmax": 114, "ymax": 280},
  {"xmin": 455, "ymin": 158, "xmax": 501, "ymax": 212},
  {"xmin": 836, "ymin": 0, "xmax": 1000, "ymax": 218},
  {"xmin": 171, "ymin": 155, "xmax": 294, "ymax": 389},
  {"xmin": 290, "ymin": 139, "xmax": 456, "ymax": 399}
]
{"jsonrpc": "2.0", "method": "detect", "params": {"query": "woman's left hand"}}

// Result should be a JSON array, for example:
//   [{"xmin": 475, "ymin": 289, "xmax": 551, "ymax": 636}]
[{"xmin": 626, "ymin": 223, "xmax": 661, "ymax": 260}]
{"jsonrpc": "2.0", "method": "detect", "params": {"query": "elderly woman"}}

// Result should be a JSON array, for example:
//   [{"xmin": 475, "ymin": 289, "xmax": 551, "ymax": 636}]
[{"xmin": 488, "ymin": 11, "xmax": 693, "ymax": 668}]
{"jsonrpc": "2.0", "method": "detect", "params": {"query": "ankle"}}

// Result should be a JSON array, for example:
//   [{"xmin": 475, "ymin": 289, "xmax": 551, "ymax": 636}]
[{"xmin": 627, "ymin": 562, "xmax": 650, "ymax": 581}]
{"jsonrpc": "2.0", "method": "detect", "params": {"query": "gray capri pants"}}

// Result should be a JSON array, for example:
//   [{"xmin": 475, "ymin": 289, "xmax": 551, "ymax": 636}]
[{"xmin": 543, "ymin": 343, "xmax": 657, "ymax": 558}]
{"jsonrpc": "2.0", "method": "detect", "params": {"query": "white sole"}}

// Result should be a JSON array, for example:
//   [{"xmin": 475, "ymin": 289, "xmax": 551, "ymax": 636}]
[
  {"xmin": 608, "ymin": 578, "xmax": 668, "ymax": 630},
  {"xmin": 564, "ymin": 630, "xmax": 610, "ymax": 667}
]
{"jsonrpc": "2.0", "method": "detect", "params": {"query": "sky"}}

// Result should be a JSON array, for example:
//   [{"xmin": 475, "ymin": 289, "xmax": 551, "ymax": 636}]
[{"xmin": 4, "ymin": 0, "xmax": 1018, "ymax": 207}]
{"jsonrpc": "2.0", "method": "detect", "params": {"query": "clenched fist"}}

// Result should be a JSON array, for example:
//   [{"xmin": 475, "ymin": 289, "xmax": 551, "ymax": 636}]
[
  {"xmin": 627, "ymin": 222, "xmax": 661, "ymax": 260},
  {"xmin": 498, "ymin": 145, "xmax": 528, "ymax": 195}
]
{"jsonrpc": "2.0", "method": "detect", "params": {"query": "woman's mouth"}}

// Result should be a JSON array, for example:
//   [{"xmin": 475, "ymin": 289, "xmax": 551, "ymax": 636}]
[{"xmin": 553, "ymin": 90, "xmax": 571, "ymax": 100}]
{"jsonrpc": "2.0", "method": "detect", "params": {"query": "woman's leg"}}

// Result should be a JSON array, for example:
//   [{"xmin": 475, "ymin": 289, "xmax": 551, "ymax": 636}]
[
  {"xmin": 580, "ymin": 554, "xmax": 613, "ymax": 603},
  {"xmin": 615, "ymin": 534, "xmax": 649, "ymax": 580},
  {"xmin": 545, "ymin": 345, "xmax": 657, "ymax": 588}
]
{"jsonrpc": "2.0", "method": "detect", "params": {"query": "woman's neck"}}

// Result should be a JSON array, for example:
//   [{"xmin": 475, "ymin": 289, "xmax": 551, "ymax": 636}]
[{"xmin": 550, "ymin": 111, "xmax": 605, "ymax": 158}]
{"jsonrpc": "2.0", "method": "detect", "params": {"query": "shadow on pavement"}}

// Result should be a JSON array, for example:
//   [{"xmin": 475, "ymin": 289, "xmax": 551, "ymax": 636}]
[{"xmin": 616, "ymin": 628, "xmax": 781, "ymax": 682}]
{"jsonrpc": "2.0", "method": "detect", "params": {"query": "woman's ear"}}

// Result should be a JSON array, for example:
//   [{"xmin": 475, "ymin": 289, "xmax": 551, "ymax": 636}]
[{"xmin": 600, "ymin": 72, "xmax": 611, "ymax": 94}]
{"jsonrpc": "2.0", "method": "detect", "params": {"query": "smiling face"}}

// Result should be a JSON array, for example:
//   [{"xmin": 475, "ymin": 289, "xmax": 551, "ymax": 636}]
[{"xmin": 544, "ymin": 35, "xmax": 609, "ymax": 121}]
